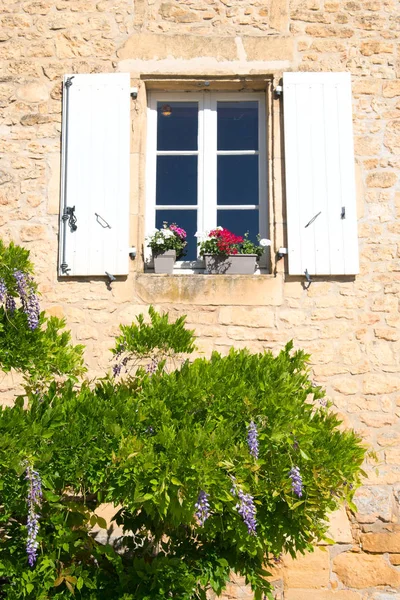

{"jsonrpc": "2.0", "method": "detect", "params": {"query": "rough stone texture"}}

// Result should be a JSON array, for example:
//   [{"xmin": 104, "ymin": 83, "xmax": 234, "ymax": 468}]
[
  {"xmin": 333, "ymin": 552, "xmax": 400, "ymax": 588},
  {"xmin": 2, "ymin": 0, "xmax": 400, "ymax": 597}
]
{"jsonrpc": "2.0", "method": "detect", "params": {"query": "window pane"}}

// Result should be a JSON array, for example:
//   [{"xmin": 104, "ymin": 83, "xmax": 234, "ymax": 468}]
[
  {"xmin": 157, "ymin": 102, "xmax": 198, "ymax": 151},
  {"xmin": 217, "ymin": 155, "xmax": 258, "ymax": 206},
  {"xmin": 217, "ymin": 209, "xmax": 259, "ymax": 243},
  {"xmin": 156, "ymin": 156, "xmax": 197, "ymax": 206},
  {"xmin": 156, "ymin": 210, "xmax": 198, "ymax": 261},
  {"xmin": 217, "ymin": 101, "xmax": 258, "ymax": 151}
]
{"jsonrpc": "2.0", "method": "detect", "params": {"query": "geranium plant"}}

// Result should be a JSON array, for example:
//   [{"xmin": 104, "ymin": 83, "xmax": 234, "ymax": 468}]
[
  {"xmin": 197, "ymin": 227, "xmax": 270, "ymax": 259},
  {"xmin": 146, "ymin": 222, "xmax": 187, "ymax": 258}
]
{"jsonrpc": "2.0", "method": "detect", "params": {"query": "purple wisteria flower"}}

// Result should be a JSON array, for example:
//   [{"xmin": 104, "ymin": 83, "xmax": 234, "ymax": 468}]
[
  {"xmin": 26, "ymin": 290, "xmax": 40, "ymax": 330},
  {"xmin": 113, "ymin": 363, "xmax": 122, "ymax": 377},
  {"xmin": 0, "ymin": 278, "xmax": 6, "ymax": 303},
  {"xmin": 195, "ymin": 490, "xmax": 210, "ymax": 527},
  {"xmin": 14, "ymin": 270, "xmax": 28, "ymax": 298},
  {"xmin": 5, "ymin": 295, "xmax": 16, "ymax": 313},
  {"xmin": 247, "ymin": 420, "xmax": 259, "ymax": 459},
  {"xmin": 146, "ymin": 357, "xmax": 158, "ymax": 376},
  {"xmin": 25, "ymin": 464, "xmax": 42, "ymax": 567},
  {"xmin": 289, "ymin": 466, "xmax": 303, "ymax": 498},
  {"xmin": 12, "ymin": 270, "xmax": 40, "ymax": 330},
  {"xmin": 231, "ymin": 477, "xmax": 257, "ymax": 536}
]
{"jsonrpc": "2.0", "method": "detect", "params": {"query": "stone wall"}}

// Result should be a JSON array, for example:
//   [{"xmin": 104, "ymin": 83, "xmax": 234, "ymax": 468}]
[{"xmin": 1, "ymin": 0, "xmax": 400, "ymax": 597}]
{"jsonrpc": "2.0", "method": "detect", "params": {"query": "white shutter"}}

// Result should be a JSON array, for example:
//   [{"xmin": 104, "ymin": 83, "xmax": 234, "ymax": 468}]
[
  {"xmin": 59, "ymin": 73, "xmax": 130, "ymax": 276},
  {"xmin": 283, "ymin": 72, "xmax": 359, "ymax": 276}
]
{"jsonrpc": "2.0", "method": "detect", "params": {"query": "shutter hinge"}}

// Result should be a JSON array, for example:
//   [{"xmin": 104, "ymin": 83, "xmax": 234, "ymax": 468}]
[
  {"xmin": 60, "ymin": 261, "xmax": 70, "ymax": 274},
  {"xmin": 62, "ymin": 206, "xmax": 77, "ymax": 232},
  {"xmin": 64, "ymin": 76, "xmax": 75, "ymax": 89},
  {"xmin": 341, "ymin": 206, "xmax": 346, "ymax": 219}
]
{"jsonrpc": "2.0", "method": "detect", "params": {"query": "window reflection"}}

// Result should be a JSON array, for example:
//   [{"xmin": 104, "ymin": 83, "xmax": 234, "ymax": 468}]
[
  {"xmin": 217, "ymin": 155, "xmax": 259, "ymax": 206},
  {"xmin": 156, "ymin": 156, "xmax": 197, "ymax": 205},
  {"xmin": 217, "ymin": 101, "xmax": 258, "ymax": 151},
  {"xmin": 157, "ymin": 102, "xmax": 198, "ymax": 151},
  {"xmin": 217, "ymin": 210, "xmax": 259, "ymax": 243}
]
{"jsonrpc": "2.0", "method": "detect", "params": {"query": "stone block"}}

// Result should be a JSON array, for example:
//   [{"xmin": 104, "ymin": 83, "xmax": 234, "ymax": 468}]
[
  {"xmin": 362, "ymin": 531, "xmax": 400, "ymax": 553},
  {"xmin": 282, "ymin": 548, "xmax": 329, "ymax": 588},
  {"xmin": 384, "ymin": 120, "xmax": 400, "ymax": 156},
  {"xmin": 219, "ymin": 306, "xmax": 274, "ymax": 328},
  {"xmin": 285, "ymin": 592, "xmax": 361, "ymax": 600},
  {"xmin": 366, "ymin": 171, "xmax": 397, "ymax": 188},
  {"xmin": 47, "ymin": 154, "xmax": 61, "ymax": 215},
  {"xmin": 363, "ymin": 374, "xmax": 400, "ymax": 395},
  {"xmin": 326, "ymin": 506, "xmax": 353, "ymax": 543},
  {"xmin": 118, "ymin": 33, "xmax": 237, "ymax": 61},
  {"xmin": 353, "ymin": 486, "xmax": 393, "ymax": 523},
  {"xmin": 353, "ymin": 79, "xmax": 382, "ymax": 95},
  {"xmin": 269, "ymin": 0, "xmax": 289, "ymax": 31},
  {"xmin": 20, "ymin": 225, "xmax": 47, "ymax": 242},
  {"xmin": 242, "ymin": 36, "xmax": 293, "ymax": 61},
  {"xmin": 333, "ymin": 552, "xmax": 400, "ymax": 588},
  {"xmin": 360, "ymin": 41, "xmax": 393, "ymax": 56},
  {"xmin": 16, "ymin": 83, "xmax": 49, "ymax": 103},
  {"xmin": 383, "ymin": 81, "xmax": 400, "ymax": 98}
]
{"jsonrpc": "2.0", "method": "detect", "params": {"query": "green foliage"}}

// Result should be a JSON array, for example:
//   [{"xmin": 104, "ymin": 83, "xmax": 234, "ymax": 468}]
[
  {"xmin": 0, "ymin": 346, "xmax": 366, "ymax": 599},
  {"xmin": 0, "ymin": 239, "xmax": 367, "ymax": 599},
  {"xmin": 0, "ymin": 238, "xmax": 85, "ymax": 389},
  {"xmin": 112, "ymin": 306, "xmax": 195, "ymax": 376},
  {"xmin": 0, "ymin": 313, "xmax": 86, "ymax": 388},
  {"xmin": 0, "ymin": 240, "xmax": 36, "ymax": 296}
]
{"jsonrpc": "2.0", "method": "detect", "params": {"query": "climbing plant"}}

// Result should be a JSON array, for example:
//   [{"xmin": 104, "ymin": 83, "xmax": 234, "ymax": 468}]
[{"xmin": 0, "ymin": 239, "xmax": 367, "ymax": 599}]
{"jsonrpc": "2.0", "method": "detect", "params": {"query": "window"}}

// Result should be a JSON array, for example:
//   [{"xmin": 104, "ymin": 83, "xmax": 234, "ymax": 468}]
[{"xmin": 145, "ymin": 91, "xmax": 267, "ymax": 268}]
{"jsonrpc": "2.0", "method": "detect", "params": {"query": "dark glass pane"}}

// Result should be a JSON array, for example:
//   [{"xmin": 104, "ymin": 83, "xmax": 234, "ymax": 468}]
[
  {"xmin": 217, "ymin": 210, "xmax": 259, "ymax": 243},
  {"xmin": 217, "ymin": 101, "xmax": 258, "ymax": 151},
  {"xmin": 157, "ymin": 102, "xmax": 198, "ymax": 151},
  {"xmin": 156, "ymin": 156, "xmax": 197, "ymax": 205},
  {"xmin": 156, "ymin": 209, "xmax": 198, "ymax": 261},
  {"xmin": 217, "ymin": 155, "xmax": 258, "ymax": 205}
]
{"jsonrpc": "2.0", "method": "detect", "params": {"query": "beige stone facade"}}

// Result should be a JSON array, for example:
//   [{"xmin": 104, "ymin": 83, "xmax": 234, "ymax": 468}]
[{"xmin": 1, "ymin": 0, "xmax": 400, "ymax": 596}]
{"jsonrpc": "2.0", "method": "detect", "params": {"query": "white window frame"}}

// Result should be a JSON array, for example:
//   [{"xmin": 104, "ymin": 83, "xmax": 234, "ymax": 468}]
[{"xmin": 145, "ymin": 91, "xmax": 268, "ymax": 271}]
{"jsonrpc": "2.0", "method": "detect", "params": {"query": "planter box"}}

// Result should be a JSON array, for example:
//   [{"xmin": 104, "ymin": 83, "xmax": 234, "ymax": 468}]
[
  {"xmin": 153, "ymin": 250, "xmax": 176, "ymax": 274},
  {"xmin": 204, "ymin": 254, "xmax": 258, "ymax": 275}
]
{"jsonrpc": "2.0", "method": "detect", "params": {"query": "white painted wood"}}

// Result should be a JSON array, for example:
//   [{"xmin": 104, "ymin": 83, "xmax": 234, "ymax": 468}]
[
  {"xmin": 283, "ymin": 72, "xmax": 359, "ymax": 276},
  {"xmin": 60, "ymin": 73, "xmax": 130, "ymax": 276}
]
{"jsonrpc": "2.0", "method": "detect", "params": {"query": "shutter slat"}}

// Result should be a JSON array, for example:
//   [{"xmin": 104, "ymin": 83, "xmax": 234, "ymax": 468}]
[
  {"xmin": 283, "ymin": 72, "xmax": 359, "ymax": 276},
  {"xmin": 60, "ymin": 73, "xmax": 130, "ymax": 277}
]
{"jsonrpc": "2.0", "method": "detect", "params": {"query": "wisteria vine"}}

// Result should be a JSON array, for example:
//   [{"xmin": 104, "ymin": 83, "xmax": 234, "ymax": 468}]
[
  {"xmin": 25, "ymin": 464, "xmax": 42, "ymax": 567},
  {"xmin": 0, "ymin": 270, "xmax": 40, "ymax": 330},
  {"xmin": 194, "ymin": 490, "xmax": 210, "ymax": 527},
  {"xmin": 231, "ymin": 477, "xmax": 257, "ymax": 536},
  {"xmin": 247, "ymin": 420, "xmax": 259, "ymax": 459}
]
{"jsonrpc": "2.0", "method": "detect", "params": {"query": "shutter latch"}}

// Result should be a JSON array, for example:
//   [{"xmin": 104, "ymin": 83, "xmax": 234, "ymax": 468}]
[
  {"xmin": 62, "ymin": 206, "xmax": 77, "ymax": 232},
  {"xmin": 341, "ymin": 206, "xmax": 346, "ymax": 219},
  {"xmin": 304, "ymin": 269, "xmax": 312, "ymax": 290}
]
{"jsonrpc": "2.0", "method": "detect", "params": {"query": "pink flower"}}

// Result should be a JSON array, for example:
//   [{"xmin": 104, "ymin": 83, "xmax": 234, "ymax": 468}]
[{"xmin": 170, "ymin": 224, "xmax": 187, "ymax": 239}]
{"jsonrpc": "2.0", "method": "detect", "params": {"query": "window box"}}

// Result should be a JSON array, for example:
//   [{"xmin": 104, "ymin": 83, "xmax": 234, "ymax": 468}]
[{"xmin": 204, "ymin": 253, "xmax": 258, "ymax": 275}]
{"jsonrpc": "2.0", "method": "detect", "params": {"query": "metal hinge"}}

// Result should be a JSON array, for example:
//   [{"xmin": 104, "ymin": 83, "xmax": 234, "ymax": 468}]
[{"xmin": 62, "ymin": 206, "xmax": 77, "ymax": 232}]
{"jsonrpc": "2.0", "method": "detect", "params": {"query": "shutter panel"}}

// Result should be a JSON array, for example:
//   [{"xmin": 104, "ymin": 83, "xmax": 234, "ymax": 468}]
[
  {"xmin": 283, "ymin": 72, "xmax": 359, "ymax": 276},
  {"xmin": 59, "ymin": 73, "xmax": 130, "ymax": 276}
]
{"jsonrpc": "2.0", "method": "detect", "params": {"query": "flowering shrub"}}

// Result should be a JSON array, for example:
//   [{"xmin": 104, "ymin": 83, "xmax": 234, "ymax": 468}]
[
  {"xmin": 0, "ymin": 239, "xmax": 367, "ymax": 600},
  {"xmin": 197, "ymin": 227, "xmax": 271, "ymax": 258},
  {"xmin": 146, "ymin": 222, "xmax": 187, "ymax": 258}
]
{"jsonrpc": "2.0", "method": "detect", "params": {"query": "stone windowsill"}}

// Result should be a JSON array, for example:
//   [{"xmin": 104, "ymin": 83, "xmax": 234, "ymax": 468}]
[{"xmin": 134, "ymin": 273, "xmax": 283, "ymax": 306}]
